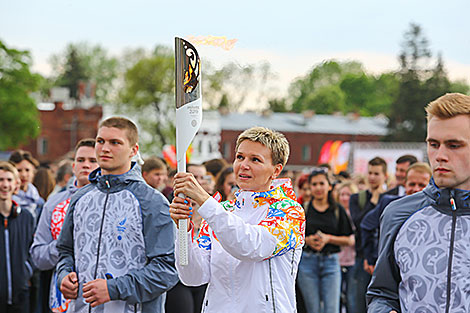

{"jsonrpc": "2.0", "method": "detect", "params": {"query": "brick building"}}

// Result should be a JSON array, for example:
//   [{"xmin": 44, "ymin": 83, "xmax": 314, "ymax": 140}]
[
  {"xmin": 22, "ymin": 102, "xmax": 103, "ymax": 163},
  {"xmin": 191, "ymin": 111, "xmax": 387, "ymax": 170}
]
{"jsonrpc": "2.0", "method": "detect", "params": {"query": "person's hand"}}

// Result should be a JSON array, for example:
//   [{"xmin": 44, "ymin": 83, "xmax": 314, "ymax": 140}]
[
  {"xmin": 169, "ymin": 196, "xmax": 193, "ymax": 229},
  {"xmin": 363, "ymin": 259, "xmax": 375, "ymax": 275},
  {"xmin": 390, "ymin": 311, "xmax": 397, "ymax": 313},
  {"xmin": 310, "ymin": 231, "xmax": 330, "ymax": 252},
  {"xmin": 83, "ymin": 279, "xmax": 111, "ymax": 307},
  {"xmin": 173, "ymin": 172, "xmax": 210, "ymax": 206},
  {"xmin": 305, "ymin": 235, "xmax": 316, "ymax": 249},
  {"xmin": 60, "ymin": 272, "xmax": 78, "ymax": 299}
]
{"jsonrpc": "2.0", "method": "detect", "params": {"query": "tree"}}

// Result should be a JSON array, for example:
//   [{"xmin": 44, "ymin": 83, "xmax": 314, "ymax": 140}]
[
  {"xmin": 203, "ymin": 61, "xmax": 275, "ymax": 112},
  {"xmin": 49, "ymin": 42, "xmax": 119, "ymax": 103},
  {"xmin": 0, "ymin": 40, "xmax": 41, "ymax": 149},
  {"xmin": 385, "ymin": 23, "xmax": 469, "ymax": 141},
  {"xmin": 118, "ymin": 46, "xmax": 175, "ymax": 154},
  {"xmin": 285, "ymin": 60, "xmax": 398, "ymax": 116}
]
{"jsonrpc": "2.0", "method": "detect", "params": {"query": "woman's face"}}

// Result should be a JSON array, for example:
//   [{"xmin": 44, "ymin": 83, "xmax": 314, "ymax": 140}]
[
  {"xmin": 310, "ymin": 174, "xmax": 331, "ymax": 201},
  {"xmin": 223, "ymin": 172, "xmax": 236, "ymax": 198},
  {"xmin": 299, "ymin": 182, "xmax": 312, "ymax": 201},
  {"xmin": 338, "ymin": 186, "xmax": 352, "ymax": 209},
  {"xmin": 16, "ymin": 160, "xmax": 35, "ymax": 191},
  {"xmin": 233, "ymin": 140, "xmax": 282, "ymax": 192}
]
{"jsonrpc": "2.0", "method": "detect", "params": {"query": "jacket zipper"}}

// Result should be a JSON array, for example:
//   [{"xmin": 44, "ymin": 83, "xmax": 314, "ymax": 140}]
[
  {"xmin": 268, "ymin": 259, "xmax": 276, "ymax": 313},
  {"xmin": 445, "ymin": 195, "xmax": 457, "ymax": 313},
  {"xmin": 4, "ymin": 217, "xmax": 12, "ymax": 305},
  {"xmin": 89, "ymin": 180, "xmax": 111, "ymax": 313}
]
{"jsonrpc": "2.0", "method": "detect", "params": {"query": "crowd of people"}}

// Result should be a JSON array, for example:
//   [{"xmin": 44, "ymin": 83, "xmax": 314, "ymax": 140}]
[{"xmin": 1, "ymin": 92, "xmax": 470, "ymax": 313}]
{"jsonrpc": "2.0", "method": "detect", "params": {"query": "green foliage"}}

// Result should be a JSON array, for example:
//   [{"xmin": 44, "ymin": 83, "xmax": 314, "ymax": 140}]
[
  {"xmin": 0, "ymin": 40, "xmax": 41, "ymax": 150},
  {"xmin": 285, "ymin": 60, "xmax": 399, "ymax": 116},
  {"xmin": 118, "ymin": 45, "xmax": 175, "ymax": 154},
  {"xmin": 385, "ymin": 23, "xmax": 469, "ymax": 142},
  {"xmin": 49, "ymin": 42, "xmax": 118, "ymax": 103}
]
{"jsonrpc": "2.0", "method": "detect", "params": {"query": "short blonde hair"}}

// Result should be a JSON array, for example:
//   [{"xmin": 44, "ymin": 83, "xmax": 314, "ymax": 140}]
[
  {"xmin": 425, "ymin": 93, "xmax": 470, "ymax": 122},
  {"xmin": 334, "ymin": 181, "xmax": 359, "ymax": 203},
  {"xmin": 235, "ymin": 127, "xmax": 290, "ymax": 166},
  {"xmin": 0, "ymin": 161, "xmax": 19, "ymax": 180},
  {"xmin": 406, "ymin": 162, "xmax": 432, "ymax": 178}
]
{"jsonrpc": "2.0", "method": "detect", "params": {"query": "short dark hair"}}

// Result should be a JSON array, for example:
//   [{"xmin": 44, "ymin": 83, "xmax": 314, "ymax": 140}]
[
  {"xmin": 74, "ymin": 138, "xmax": 96, "ymax": 154},
  {"xmin": 368, "ymin": 157, "xmax": 387, "ymax": 175},
  {"xmin": 9, "ymin": 150, "xmax": 39, "ymax": 168},
  {"xmin": 396, "ymin": 154, "xmax": 417, "ymax": 165},
  {"xmin": 99, "ymin": 117, "xmax": 138, "ymax": 146},
  {"xmin": 203, "ymin": 158, "xmax": 228, "ymax": 178},
  {"xmin": 56, "ymin": 161, "xmax": 73, "ymax": 183},
  {"xmin": 142, "ymin": 157, "xmax": 167, "ymax": 173}
]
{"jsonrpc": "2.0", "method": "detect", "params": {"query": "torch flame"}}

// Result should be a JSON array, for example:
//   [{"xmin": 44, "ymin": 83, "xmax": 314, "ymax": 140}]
[{"xmin": 186, "ymin": 35, "xmax": 238, "ymax": 51}]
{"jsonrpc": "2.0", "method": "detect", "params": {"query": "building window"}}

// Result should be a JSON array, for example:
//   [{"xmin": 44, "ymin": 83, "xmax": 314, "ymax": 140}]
[
  {"xmin": 38, "ymin": 137, "xmax": 48, "ymax": 155},
  {"xmin": 302, "ymin": 145, "xmax": 311, "ymax": 161}
]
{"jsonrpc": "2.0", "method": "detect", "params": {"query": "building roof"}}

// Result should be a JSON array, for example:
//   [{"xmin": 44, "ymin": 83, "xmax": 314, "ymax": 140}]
[{"xmin": 220, "ymin": 112, "xmax": 388, "ymax": 136}]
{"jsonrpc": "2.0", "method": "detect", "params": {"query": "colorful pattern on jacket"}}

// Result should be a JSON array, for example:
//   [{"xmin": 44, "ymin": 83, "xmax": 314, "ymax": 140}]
[
  {"xmin": 197, "ymin": 179, "xmax": 305, "ymax": 257},
  {"xmin": 50, "ymin": 198, "xmax": 72, "ymax": 312}
]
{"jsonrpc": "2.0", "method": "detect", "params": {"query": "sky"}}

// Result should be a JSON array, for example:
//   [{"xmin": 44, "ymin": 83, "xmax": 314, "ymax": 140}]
[{"xmin": 2, "ymin": 0, "xmax": 470, "ymax": 105}]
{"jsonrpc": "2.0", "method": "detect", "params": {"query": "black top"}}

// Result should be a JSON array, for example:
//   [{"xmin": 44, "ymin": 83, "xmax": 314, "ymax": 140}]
[
  {"xmin": 349, "ymin": 190, "xmax": 384, "ymax": 257},
  {"xmin": 304, "ymin": 201, "xmax": 354, "ymax": 254}
]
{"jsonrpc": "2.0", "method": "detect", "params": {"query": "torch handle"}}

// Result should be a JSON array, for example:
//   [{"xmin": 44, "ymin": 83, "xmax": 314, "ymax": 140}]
[{"xmin": 177, "ymin": 192, "xmax": 189, "ymax": 266}]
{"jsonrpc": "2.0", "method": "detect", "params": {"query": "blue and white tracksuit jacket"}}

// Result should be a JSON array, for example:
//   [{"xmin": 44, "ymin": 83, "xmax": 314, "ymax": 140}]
[
  {"xmin": 56, "ymin": 163, "xmax": 178, "ymax": 313},
  {"xmin": 368, "ymin": 179, "xmax": 470, "ymax": 313}
]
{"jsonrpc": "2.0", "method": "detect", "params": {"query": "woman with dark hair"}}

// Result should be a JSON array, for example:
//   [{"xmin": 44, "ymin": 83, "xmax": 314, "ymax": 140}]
[
  {"xmin": 297, "ymin": 168, "xmax": 354, "ymax": 313},
  {"xmin": 296, "ymin": 173, "xmax": 311, "ymax": 209},
  {"xmin": 33, "ymin": 167, "xmax": 56, "ymax": 201},
  {"xmin": 214, "ymin": 166, "xmax": 236, "ymax": 201}
]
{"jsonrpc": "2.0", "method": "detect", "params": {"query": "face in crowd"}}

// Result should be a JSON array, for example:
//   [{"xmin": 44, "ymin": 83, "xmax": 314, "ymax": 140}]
[
  {"xmin": 367, "ymin": 165, "xmax": 387, "ymax": 191},
  {"xmin": 404, "ymin": 169, "xmax": 431, "ymax": 195},
  {"xmin": 95, "ymin": 126, "xmax": 138, "ymax": 176},
  {"xmin": 426, "ymin": 114, "xmax": 470, "ymax": 190},
  {"xmin": 73, "ymin": 146, "xmax": 99, "ymax": 188},
  {"xmin": 16, "ymin": 160, "xmax": 35, "ymax": 192},
  {"xmin": 0, "ymin": 170, "xmax": 17, "ymax": 202},
  {"xmin": 233, "ymin": 140, "xmax": 282, "ymax": 192},
  {"xmin": 309, "ymin": 173, "xmax": 331, "ymax": 202},
  {"xmin": 144, "ymin": 167, "xmax": 168, "ymax": 190},
  {"xmin": 395, "ymin": 161, "xmax": 411, "ymax": 187}
]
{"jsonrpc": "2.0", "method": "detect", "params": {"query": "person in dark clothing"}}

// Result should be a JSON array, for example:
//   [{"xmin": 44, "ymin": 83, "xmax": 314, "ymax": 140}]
[
  {"xmin": 384, "ymin": 155, "xmax": 417, "ymax": 197},
  {"xmin": 360, "ymin": 162, "xmax": 431, "ymax": 267},
  {"xmin": 297, "ymin": 168, "xmax": 354, "ymax": 313},
  {"xmin": 0, "ymin": 161, "xmax": 35, "ymax": 313},
  {"xmin": 349, "ymin": 157, "xmax": 387, "ymax": 313}
]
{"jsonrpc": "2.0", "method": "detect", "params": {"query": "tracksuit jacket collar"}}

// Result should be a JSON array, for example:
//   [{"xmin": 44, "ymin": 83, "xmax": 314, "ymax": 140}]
[
  {"xmin": 88, "ymin": 162, "xmax": 143, "ymax": 192},
  {"xmin": 423, "ymin": 177, "xmax": 470, "ymax": 212}
]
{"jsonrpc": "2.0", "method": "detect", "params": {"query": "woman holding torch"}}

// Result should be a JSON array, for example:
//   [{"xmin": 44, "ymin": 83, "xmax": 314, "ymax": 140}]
[{"xmin": 170, "ymin": 126, "xmax": 305, "ymax": 313}]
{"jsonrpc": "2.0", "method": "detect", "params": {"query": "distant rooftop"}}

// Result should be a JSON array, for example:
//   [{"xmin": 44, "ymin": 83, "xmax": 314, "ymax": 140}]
[{"xmin": 220, "ymin": 112, "xmax": 388, "ymax": 136}]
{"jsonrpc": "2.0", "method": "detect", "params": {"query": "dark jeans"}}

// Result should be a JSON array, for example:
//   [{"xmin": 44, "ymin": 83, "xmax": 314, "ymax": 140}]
[
  {"xmin": 341, "ymin": 265, "xmax": 357, "ymax": 313},
  {"xmin": 352, "ymin": 257, "xmax": 371, "ymax": 313}
]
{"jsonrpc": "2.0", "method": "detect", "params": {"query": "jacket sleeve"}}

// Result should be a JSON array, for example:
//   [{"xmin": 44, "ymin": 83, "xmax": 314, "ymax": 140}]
[
  {"xmin": 197, "ymin": 197, "xmax": 305, "ymax": 262},
  {"xmin": 361, "ymin": 201, "xmax": 381, "ymax": 266},
  {"xmin": 106, "ymin": 193, "xmax": 178, "ymax": 303},
  {"xmin": 366, "ymin": 192, "xmax": 429, "ymax": 313},
  {"xmin": 30, "ymin": 199, "xmax": 59, "ymax": 270},
  {"xmin": 56, "ymin": 200, "xmax": 76, "ymax": 289},
  {"xmin": 175, "ymin": 220, "xmax": 212, "ymax": 286}
]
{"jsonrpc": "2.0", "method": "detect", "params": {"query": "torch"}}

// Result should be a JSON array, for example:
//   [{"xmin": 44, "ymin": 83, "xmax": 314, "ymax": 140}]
[{"xmin": 175, "ymin": 37, "xmax": 202, "ymax": 266}]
